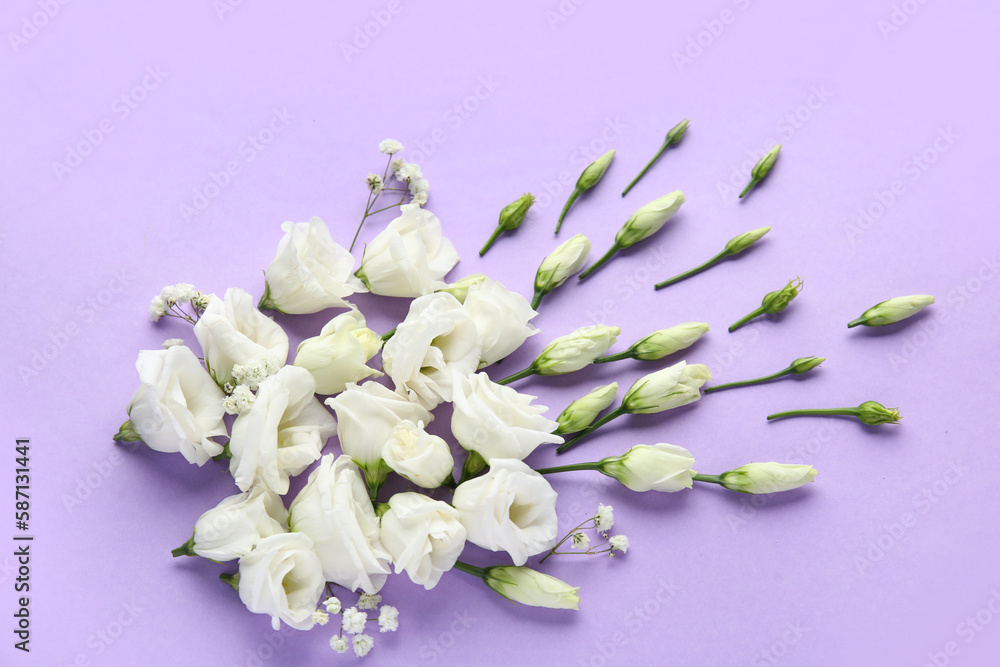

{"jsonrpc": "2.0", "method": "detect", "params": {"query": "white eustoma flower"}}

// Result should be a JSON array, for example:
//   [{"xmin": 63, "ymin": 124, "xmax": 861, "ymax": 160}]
[
  {"xmin": 616, "ymin": 191, "xmax": 685, "ymax": 248},
  {"xmin": 462, "ymin": 277, "xmax": 538, "ymax": 368},
  {"xmin": 229, "ymin": 366, "xmax": 337, "ymax": 494},
  {"xmin": 483, "ymin": 566, "xmax": 580, "ymax": 610},
  {"xmin": 451, "ymin": 372, "xmax": 562, "ymax": 462},
  {"xmin": 288, "ymin": 455, "xmax": 391, "ymax": 593},
  {"xmin": 848, "ymin": 294, "xmax": 935, "ymax": 328},
  {"xmin": 379, "ymin": 492, "xmax": 467, "ymax": 589},
  {"xmin": 630, "ymin": 322, "xmax": 709, "ymax": 360},
  {"xmin": 382, "ymin": 420, "xmax": 454, "ymax": 489},
  {"xmin": 126, "ymin": 345, "xmax": 227, "ymax": 465},
  {"xmin": 260, "ymin": 217, "xmax": 362, "ymax": 315},
  {"xmin": 622, "ymin": 361, "xmax": 711, "ymax": 414},
  {"xmin": 533, "ymin": 234, "xmax": 591, "ymax": 306},
  {"xmin": 720, "ymin": 462, "xmax": 818, "ymax": 494},
  {"xmin": 293, "ymin": 310, "xmax": 383, "ymax": 395},
  {"xmin": 554, "ymin": 382, "xmax": 618, "ymax": 434},
  {"xmin": 237, "ymin": 532, "xmax": 325, "ymax": 631},
  {"xmin": 533, "ymin": 325, "xmax": 620, "ymax": 375},
  {"xmin": 598, "ymin": 443, "xmax": 696, "ymax": 492},
  {"xmin": 193, "ymin": 288, "xmax": 289, "ymax": 387},
  {"xmin": 452, "ymin": 459, "xmax": 558, "ymax": 566},
  {"xmin": 353, "ymin": 205, "xmax": 459, "ymax": 297},
  {"xmin": 381, "ymin": 293, "xmax": 483, "ymax": 409},
  {"xmin": 192, "ymin": 486, "xmax": 287, "ymax": 561},
  {"xmin": 325, "ymin": 382, "xmax": 432, "ymax": 484}
]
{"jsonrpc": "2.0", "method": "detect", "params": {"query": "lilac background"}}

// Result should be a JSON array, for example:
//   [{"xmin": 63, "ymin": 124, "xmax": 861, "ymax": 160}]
[{"xmin": 3, "ymin": 1, "xmax": 1000, "ymax": 665}]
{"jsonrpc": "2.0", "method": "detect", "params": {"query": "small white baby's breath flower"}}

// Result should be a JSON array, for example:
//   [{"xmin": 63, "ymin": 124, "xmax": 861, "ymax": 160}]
[
  {"xmin": 162, "ymin": 338, "xmax": 184, "ymax": 349},
  {"xmin": 223, "ymin": 384, "xmax": 256, "ymax": 415},
  {"xmin": 312, "ymin": 609, "xmax": 330, "ymax": 626},
  {"xmin": 352, "ymin": 634, "xmax": 375, "ymax": 657},
  {"xmin": 570, "ymin": 532, "xmax": 590, "ymax": 550},
  {"xmin": 609, "ymin": 534, "xmax": 629, "ymax": 554},
  {"xmin": 390, "ymin": 158, "xmax": 405, "ymax": 176},
  {"xmin": 341, "ymin": 607, "xmax": 367, "ymax": 634},
  {"xmin": 366, "ymin": 173, "xmax": 384, "ymax": 194},
  {"xmin": 378, "ymin": 139, "xmax": 403, "ymax": 154},
  {"xmin": 149, "ymin": 295, "xmax": 167, "ymax": 322},
  {"xmin": 323, "ymin": 596, "xmax": 342, "ymax": 614},
  {"xmin": 357, "ymin": 593, "xmax": 381, "ymax": 610},
  {"xmin": 594, "ymin": 504, "xmax": 614, "ymax": 530},
  {"xmin": 330, "ymin": 636, "xmax": 348, "ymax": 653},
  {"xmin": 378, "ymin": 605, "xmax": 399, "ymax": 633}
]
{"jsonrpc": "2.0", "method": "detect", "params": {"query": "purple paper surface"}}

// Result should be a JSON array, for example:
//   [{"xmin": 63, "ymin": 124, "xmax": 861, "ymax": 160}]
[{"xmin": 3, "ymin": 1, "xmax": 1000, "ymax": 665}]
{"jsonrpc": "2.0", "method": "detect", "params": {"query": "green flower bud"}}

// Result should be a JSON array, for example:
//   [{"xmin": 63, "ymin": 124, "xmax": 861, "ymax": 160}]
[
  {"xmin": 576, "ymin": 149, "xmax": 616, "ymax": 191},
  {"xmin": 598, "ymin": 443, "xmax": 696, "ymax": 492},
  {"xmin": 857, "ymin": 401, "xmax": 901, "ymax": 425},
  {"xmin": 437, "ymin": 274, "xmax": 487, "ymax": 303},
  {"xmin": 498, "ymin": 193, "xmax": 535, "ymax": 231},
  {"xmin": 789, "ymin": 356, "xmax": 825, "ymax": 374},
  {"xmin": 724, "ymin": 226, "xmax": 771, "ymax": 255},
  {"xmin": 483, "ymin": 566, "xmax": 580, "ymax": 610},
  {"xmin": 665, "ymin": 119, "xmax": 690, "ymax": 146},
  {"xmin": 761, "ymin": 277, "xmax": 803, "ymax": 314},
  {"xmin": 533, "ymin": 325, "xmax": 621, "ymax": 375},
  {"xmin": 720, "ymin": 462, "xmax": 817, "ymax": 494},
  {"xmin": 739, "ymin": 145, "xmax": 782, "ymax": 199},
  {"xmin": 113, "ymin": 419, "xmax": 142, "ymax": 443},
  {"xmin": 615, "ymin": 191, "xmax": 686, "ymax": 248},
  {"xmin": 847, "ymin": 294, "xmax": 935, "ymax": 328},
  {"xmin": 555, "ymin": 382, "xmax": 618, "ymax": 434},
  {"xmin": 631, "ymin": 322, "xmax": 709, "ymax": 360},
  {"xmin": 534, "ymin": 234, "xmax": 592, "ymax": 308}
]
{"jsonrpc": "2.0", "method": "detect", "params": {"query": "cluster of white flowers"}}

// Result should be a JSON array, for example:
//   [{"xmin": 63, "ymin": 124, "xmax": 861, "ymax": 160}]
[{"xmin": 119, "ymin": 137, "xmax": 822, "ymax": 660}]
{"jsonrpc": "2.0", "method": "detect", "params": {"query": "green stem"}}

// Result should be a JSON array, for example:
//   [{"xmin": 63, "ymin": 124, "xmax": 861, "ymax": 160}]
[
  {"xmin": 171, "ymin": 535, "xmax": 196, "ymax": 558},
  {"xmin": 728, "ymin": 306, "xmax": 766, "ymax": 332},
  {"xmin": 592, "ymin": 350, "xmax": 633, "ymax": 364},
  {"xmin": 846, "ymin": 317, "xmax": 867, "ymax": 328},
  {"xmin": 539, "ymin": 516, "xmax": 598, "ymax": 563},
  {"xmin": 535, "ymin": 462, "xmax": 602, "ymax": 475},
  {"xmin": 578, "ymin": 243, "xmax": 621, "ymax": 281},
  {"xmin": 556, "ymin": 406, "xmax": 626, "ymax": 454},
  {"xmin": 693, "ymin": 473, "xmax": 725, "ymax": 485},
  {"xmin": 555, "ymin": 189, "xmax": 581, "ymax": 234},
  {"xmin": 530, "ymin": 288, "xmax": 545, "ymax": 311},
  {"xmin": 495, "ymin": 366, "xmax": 536, "ymax": 385},
  {"xmin": 621, "ymin": 142, "xmax": 669, "ymax": 197},
  {"xmin": 704, "ymin": 367, "xmax": 793, "ymax": 394},
  {"xmin": 767, "ymin": 408, "xmax": 860, "ymax": 421},
  {"xmin": 479, "ymin": 226, "xmax": 504, "ymax": 256},
  {"xmin": 381, "ymin": 328, "xmax": 396, "ymax": 342},
  {"xmin": 654, "ymin": 250, "xmax": 727, "ymax": 290},
  {"xmin": 738, "ymin": 178, "xmax": 760, "ymax": 199},
  {"xmin": 453, "ymin": 560, "xmax": 488, "ymax": 579}
]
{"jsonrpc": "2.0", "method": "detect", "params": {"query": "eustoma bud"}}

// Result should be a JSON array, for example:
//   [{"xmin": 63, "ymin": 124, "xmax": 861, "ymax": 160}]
[
  {"xmin": 621, "ymin": 119, "xmax": 689, "ymax": 197},
  {"xmin": 555, "ymin": 150, "xmax": 615, "ymax": 234},
  {"xmin": 739, "ymin": 144, "xmax": 781, "ymax": 199},
  {"xmin": 495, "ymin": 325, "xmax": 620, "ymax": 385},
  {"xmin": 767, "ymin": 400, "xmax": 900, "ymax": 425},
  {"xmin": 847, "ymin": 295, "xmax": 935, "ymax": 328},
  {"xmin": 481, "ymin": 193, "xmax": 535, "ymax": 256},
  {"xmin": 532, "ymin": 234, "xmax": 592, "ymax": 309},
  {"xmin": 655, "ymin": 227, "xmax": 771, "ymax": 290},
  {"xmin": 594, "ymin": 322, "xmax": 709, "ymax": 364},
  {"xmin": 728, "ymin": 277, "xmax": 803, "ymax": 332},
  {"xmin": 703, "ymin": 355, "xmax": 824, "ymax": 394},
  {"xmin": 579, "ymin": 191, "xmax": 686, "ymax": 281},
  {"xmin": 716, "ymin": 463, "xmax": 818, "ymax": 494},
  {"xmin": 554, "ymin": 382, "xmax": 618, "ymax": 435}
]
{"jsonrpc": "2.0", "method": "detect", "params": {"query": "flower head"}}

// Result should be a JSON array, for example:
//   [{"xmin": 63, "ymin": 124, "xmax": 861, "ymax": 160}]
[
  {"xmin": 857, "ymin": 400, "xmax": 901, "ymax": 425},
  {"xmin": 534, "ymin": 234, "xmax": 592, "ymax": 300},
  {"xmin": 576, "ymin": 150, "xmax": 615, "ymax": 191},
  {"xmin": 621, "ymin": 361, "xmax": 711, "ymax": 414},
  {"xmin": 357, "ymin": 593, "xmax": 382, "ymax": 610},
  {"xmin": 353, "ymin": 634, "xmax": 375, "ymax": 657},
  {"xmin": 341, "ymin": 607, "xmax": 367, "ymax": 634},
  {"xmin": 555, "ymin": 382, "xmax": 618, "ymax": 435},
  {"xmin": 598, "ymin": 444, "xmax": 696, "ymax": 492},
  {"xmin": 498, "ymin": 193, "xmax": 535, "ymax": 231},
  {"xmin": 378, "ymin": 138, "xmax": 403, "ymax": 154},
  {"xmin": 323, "ymin": 596, "xmax": 342, "ymax": 614},
  {"xmin": 533, "ymin": 325, "xmax": 620, "ymax": 375},
  {"xmin": 720, "ymin": 462, "xmax": 818, "ymax": 494},
  {"xmin": 848, "ymin": 294, "xmax": 935, "ymax": 328},
  {"xmin": 378, "ymin": 605, "xmax": 399, "ymax": 633},
  {"xmin": 312, "ymin": 609, "xmax": 330, "ymax": 626},
  {"xmin": 330, "ymin": 636, "xmax": 348, "ymax": 653},
  {"xmin": 593, "ymin": 504, "xmax": 614, "ymax": 530},
  {"xmin": 483, "ymin": 566, "xmax": 580, "ymax": 610},
  {"xmin": 609, "ymin": 534, "xmax": 629, "ymax": 554},
  {"xmin": 789, "ymin": 356, "xmax": 825, "ymax": 374},
  {"xmin": 761, "ymin": 277, "xmax": 803, "ymax": 314},
  {"xmin": 571, "ymin": 532, "xmax": 590, "ymax": 550},
  {"xmin": 630, "ymin": 323, "xmax": 709, "ymax": 361},
  {"xmin": 724, "ymin": 226, "xmax": 771, "ymax": 255},
  {"xmin": 615, "ymin": 191, "xmax": 685, "ymax": 248}
]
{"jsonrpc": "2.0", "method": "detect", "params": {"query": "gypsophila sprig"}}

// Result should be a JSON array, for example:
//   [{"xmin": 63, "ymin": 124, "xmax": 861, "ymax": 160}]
[
  {"xmin": 593, "ymin": 322, "xmax": 709, "ymax": 364},
  {"xmin": 739, "ymin": 144, "xmax": 781, "ymax": 199},
  {"xmin": 848, "ymin": 294, "xmax": 935, "ymax": 328},
  {"xmin": 594, "ymin": 504, "xmax": 614, "ymax": 530},
  {"xmin": 149, "ymin": 283, "xmax": 209, "ymax": 324},
  {"xmin": 377, "ymin": 606, "xmax": 399, "ymax": 633},
  {"xmin": 767, "ymin": 400, "xmax": 901, "ymax": 425},
  {"xmin": 654, "ymin": 226, "xmax": 771, "ymax": 290},
  {"xmin": 622, "ymin": 119, "xmax": 689, "ymax": 196},
  {"xmin": 349, "ymin": 140, "xmax": 429, "ymax": 252},
  {"xmin": 555, "ymin": 149, "xmax": 615, "ymax": 234},
  {"xmin": 578, "ymin": 191, "xmax": 685, "ymax": 280},
  {"xmin": 480, "ymin": 193, "xmax": 535, "ymax": 256},
  {"xmin": 538, "ymin": 505, "xmax": 629, "ymax": 562},
  {"xmin": 704, "ymin": 356, "xmax": 824, "ymax": 394},
  {"xmin": 728, "ymin": 277, "xmax": 803, "ymax": 332}
]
